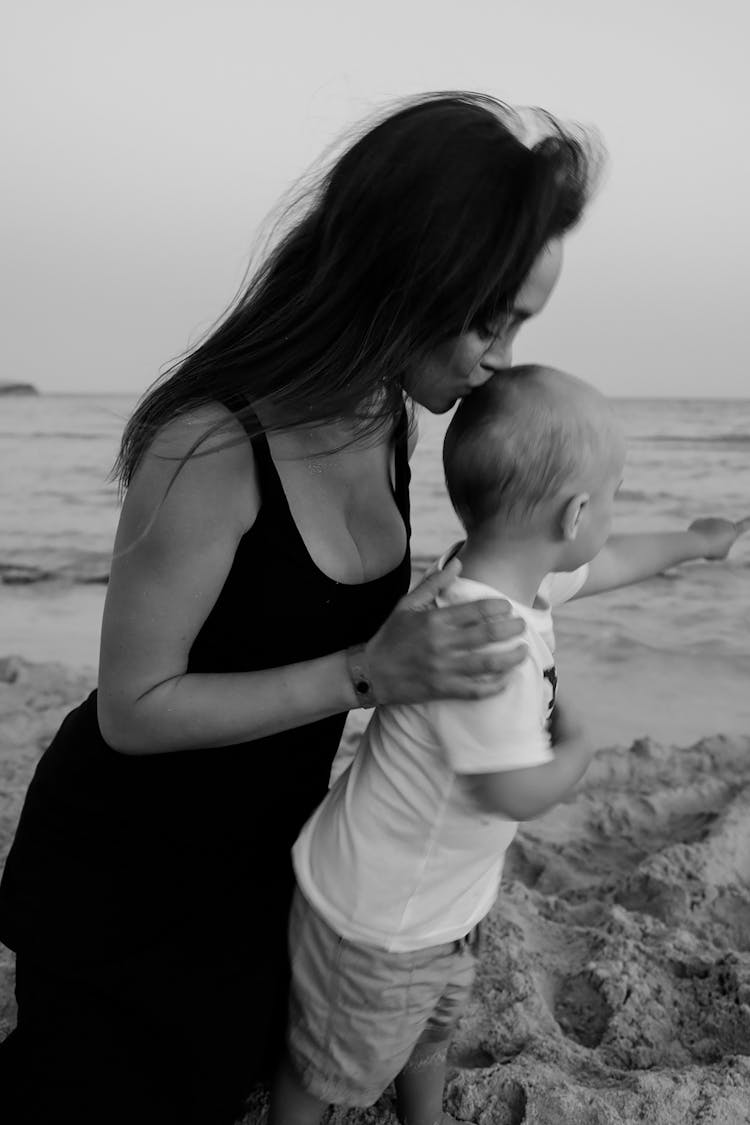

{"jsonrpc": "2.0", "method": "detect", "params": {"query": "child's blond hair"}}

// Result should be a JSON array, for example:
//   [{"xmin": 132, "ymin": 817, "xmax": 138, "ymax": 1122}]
[{"xmin": 443, "ymin": 365, "xmax": 619, "ymax": 531}]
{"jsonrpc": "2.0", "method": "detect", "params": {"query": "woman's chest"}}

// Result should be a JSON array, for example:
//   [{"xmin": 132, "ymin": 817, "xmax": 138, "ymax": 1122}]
[
  {"xmin": 269, "ymin": 439, "xmax": 408, "ymax": 584},
  {"xmin": 191, "ymin": 501, "xmax": 410, "ymax": 670}
]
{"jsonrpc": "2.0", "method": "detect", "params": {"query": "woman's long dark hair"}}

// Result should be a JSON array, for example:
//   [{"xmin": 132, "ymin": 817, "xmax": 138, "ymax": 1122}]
[{"xmin": 114, "ymin": 91, "xmax": 604, "ymax": 489}]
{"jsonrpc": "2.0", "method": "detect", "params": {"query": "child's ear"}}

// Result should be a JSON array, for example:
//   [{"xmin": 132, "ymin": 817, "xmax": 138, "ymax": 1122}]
[{"xmin": 561, "ymin": 493, "xmax": 589, "ymax": 541}]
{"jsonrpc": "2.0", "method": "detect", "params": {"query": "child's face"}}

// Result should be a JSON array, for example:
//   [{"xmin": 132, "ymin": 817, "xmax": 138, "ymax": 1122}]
[
  {"xmin": 561, "ymin": 441, "xmax": 626, "ymax": 569},
  {"xmin": 583, "ymin": 465, "xmax": 623, "ymax": 557}
]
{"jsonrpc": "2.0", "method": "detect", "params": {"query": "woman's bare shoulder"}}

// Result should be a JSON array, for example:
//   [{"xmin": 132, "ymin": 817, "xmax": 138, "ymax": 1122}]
[
  {"xmin": 125, "ymin": 401, "xmax": 260, "ymax": 537},
  {"xmin": 145, "ymin": 401, "xmax": 254, "ymax": 458}
]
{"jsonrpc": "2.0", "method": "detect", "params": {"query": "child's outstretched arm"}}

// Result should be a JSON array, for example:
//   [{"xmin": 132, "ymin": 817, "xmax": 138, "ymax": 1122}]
[{"xmin": 573, "ymin": 515, "xmax": 750, "ymax": 599}]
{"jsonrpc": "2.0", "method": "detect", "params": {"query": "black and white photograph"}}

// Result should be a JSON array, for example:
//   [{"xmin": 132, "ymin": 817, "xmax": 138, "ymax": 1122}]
[{"xmin": 2, "ymin": 2, "xmax": 750, "ymax": 1122}]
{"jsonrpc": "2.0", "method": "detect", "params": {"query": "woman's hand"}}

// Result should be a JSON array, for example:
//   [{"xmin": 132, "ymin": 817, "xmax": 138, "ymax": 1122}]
[{"xmin": 365, "ymin": 558, "xmax": 527, "ymax": 705}]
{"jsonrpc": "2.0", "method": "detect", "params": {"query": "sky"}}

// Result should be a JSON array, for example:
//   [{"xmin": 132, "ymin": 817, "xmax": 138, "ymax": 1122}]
[{"xmin": 3, "ymin": 0, "xmax": 749, "ymax": 397}]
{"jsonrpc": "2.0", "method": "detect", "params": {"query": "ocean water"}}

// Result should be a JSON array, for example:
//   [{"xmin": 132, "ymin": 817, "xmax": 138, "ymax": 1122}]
[{"xmin": 2, "ymin": 393, "xmax": 750, "ymax": 746}]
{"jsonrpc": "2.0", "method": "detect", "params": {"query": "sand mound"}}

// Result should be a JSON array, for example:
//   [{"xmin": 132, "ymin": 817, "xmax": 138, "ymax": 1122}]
[
  {"xmin": 441, "ymin": 735, "xmax": 750, "ymax": 1125},
  {"xmin": 2, "ymin": 658, "xmax": 750, "ymax": 1123}
]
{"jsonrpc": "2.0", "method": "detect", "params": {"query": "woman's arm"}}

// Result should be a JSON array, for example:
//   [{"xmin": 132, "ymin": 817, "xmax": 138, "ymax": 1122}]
[
  {"xmin": 572, "ymin": 516, "xmax": 750, "ymax": 600},
  {"xmin": 98, "ymin": 407, "xmax": 529, "ymax": 755},
  {"xmin": 98, "ymin": 405, "xmax": 362, "ymax": 753}
]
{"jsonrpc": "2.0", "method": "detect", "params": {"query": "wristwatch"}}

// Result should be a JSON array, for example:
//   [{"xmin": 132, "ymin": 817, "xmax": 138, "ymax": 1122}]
[{"xmin": 346, "ymin": 644, "xmax": 377, "ymax": 708}]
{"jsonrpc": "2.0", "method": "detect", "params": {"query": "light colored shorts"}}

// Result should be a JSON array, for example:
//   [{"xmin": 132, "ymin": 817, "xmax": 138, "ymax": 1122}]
[{"xmin": 286, "ymin": 886, "xmax": 479, "ymax": 1107}]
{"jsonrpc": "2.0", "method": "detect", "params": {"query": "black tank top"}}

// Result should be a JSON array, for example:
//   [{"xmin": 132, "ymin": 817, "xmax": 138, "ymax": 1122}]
[{"xmin": 0, "ymin": 409, "xmax": 412, "ymax": 964}]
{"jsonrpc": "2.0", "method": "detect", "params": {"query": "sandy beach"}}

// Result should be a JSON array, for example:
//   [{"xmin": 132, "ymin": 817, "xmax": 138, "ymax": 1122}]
[{"xmin": 2, "ymin": 657, "xmax": 750, "ymax": 1124}]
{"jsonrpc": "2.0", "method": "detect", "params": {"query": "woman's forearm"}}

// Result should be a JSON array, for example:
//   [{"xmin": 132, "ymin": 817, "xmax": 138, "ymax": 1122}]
[{"xmin": 98, "ymin": 651, "xmax": 357, "ymax": 754}]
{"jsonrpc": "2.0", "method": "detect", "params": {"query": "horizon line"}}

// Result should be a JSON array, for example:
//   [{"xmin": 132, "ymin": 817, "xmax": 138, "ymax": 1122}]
[{"xmin": 23, "ymin": 389, "xmax": 750, "ymax": 402}]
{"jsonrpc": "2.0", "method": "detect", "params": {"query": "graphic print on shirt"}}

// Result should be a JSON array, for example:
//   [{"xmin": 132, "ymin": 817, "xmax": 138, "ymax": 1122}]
[{"xmin": 543, "ymin": 664, "xmax": 558, "ymax": 716}]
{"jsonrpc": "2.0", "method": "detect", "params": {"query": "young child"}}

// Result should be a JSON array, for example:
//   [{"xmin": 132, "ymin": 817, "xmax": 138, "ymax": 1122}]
[{"xmin": 269, "ymin": 365, "xmax": 749, "ymax": 1125}]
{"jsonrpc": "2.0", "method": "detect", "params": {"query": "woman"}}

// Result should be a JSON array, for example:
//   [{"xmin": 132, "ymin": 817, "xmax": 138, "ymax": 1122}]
[{"xmin": 0, "ymin": 91, "xmax": 600, "ymax": 1124}]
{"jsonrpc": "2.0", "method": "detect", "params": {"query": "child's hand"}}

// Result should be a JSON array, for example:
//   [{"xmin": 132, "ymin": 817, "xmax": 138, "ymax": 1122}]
[{"xmin": 687, "ymin": 516, "xmax": 750, "ymax": 560}]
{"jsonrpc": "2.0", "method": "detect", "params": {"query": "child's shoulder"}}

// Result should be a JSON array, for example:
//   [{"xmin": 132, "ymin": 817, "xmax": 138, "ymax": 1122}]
[{"xmin": 536, "ymin": 564, "xmax": 590, "ymax": 609}]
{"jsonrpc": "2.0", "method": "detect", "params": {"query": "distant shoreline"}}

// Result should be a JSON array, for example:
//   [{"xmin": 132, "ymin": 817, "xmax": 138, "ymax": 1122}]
[
  {"xmin": 16, "ymin": 390, "xmax": 750, "ymax": 403},
  {"xmin": 0, "ymin": 382, "xmax": 38, "ymax": 396}
]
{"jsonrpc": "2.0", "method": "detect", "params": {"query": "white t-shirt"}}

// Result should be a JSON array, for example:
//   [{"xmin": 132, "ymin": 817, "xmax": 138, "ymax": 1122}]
[{"xmin": 292, "ymin": 553, "xmax": 589, "ymax": 953}]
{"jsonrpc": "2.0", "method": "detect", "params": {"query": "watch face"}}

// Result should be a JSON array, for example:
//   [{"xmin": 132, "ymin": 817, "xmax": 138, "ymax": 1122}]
[{"xmin": 347, "ymin": 645, "xmax": 376, "ymax": 706}]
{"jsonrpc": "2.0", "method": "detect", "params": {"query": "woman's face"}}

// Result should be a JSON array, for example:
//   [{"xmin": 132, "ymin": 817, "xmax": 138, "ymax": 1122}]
[{"xmin": 405, "ymin": 240, "xmax": 564, "ymax": 414}]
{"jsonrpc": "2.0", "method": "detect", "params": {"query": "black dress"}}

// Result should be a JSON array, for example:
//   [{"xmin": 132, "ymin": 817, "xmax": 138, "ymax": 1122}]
[{"xmin": 0, "ymin": 410, "xmax": 411, "ymax": 1124}]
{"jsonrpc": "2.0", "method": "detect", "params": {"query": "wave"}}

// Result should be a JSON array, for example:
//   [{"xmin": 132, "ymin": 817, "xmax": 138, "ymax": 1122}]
[
  {"xmin": 0, "ymin": 562, "xmax": 109, "ymax": 586},
  {"xmin": 636, "ymin": 433, "xmax": 750, "ymax": 447},
  {"xmin": 12, "ymin": 554, "xmax": 443, "ymax": 587},
  {"xmin": 615, "ymin": 489, "xmax": 675, "ymax": 503},
  {"xmin": 409, "ymin": 553, "xmax": 688, "ymax": 577},
  {"xmin": 0, "ymin": 430, "xmax": 108, "ymax": 441}
]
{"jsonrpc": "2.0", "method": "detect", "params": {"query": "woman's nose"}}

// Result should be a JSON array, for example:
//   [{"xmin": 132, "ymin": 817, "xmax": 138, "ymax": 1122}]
[
  {"xmin": 485, "ymin": 339, "xmax": 513, "ymax": 370},
  {"xmin": 470, "ymin": 344, "xmax": 513, "ymax": 386}
]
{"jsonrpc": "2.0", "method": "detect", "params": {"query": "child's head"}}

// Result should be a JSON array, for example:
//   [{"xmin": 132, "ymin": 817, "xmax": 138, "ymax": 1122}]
[{"xmin": 442, "ymin": 365, "xmax": 626, "ymax": 569}]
